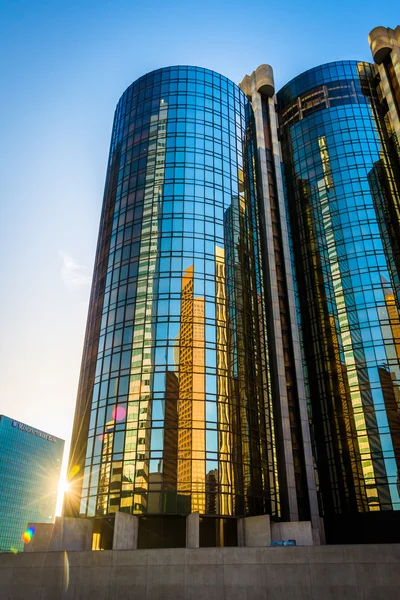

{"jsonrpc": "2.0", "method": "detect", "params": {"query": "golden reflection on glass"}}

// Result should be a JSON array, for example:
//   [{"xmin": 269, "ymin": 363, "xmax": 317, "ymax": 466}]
[
  {"xmin": 381, "ymin": 280, "xmax": 400, "ymax": 494},
  {"xmin": 318, "ymin": 135, "xmax": 379, "ymax": 508},
  {"xmin": 215, "ymin": 245, "xmax": 233, "ymax": 516},
  {"xmin": 300, "ymin": 186, "xmax": 369, "ymax": 510},
  {"xmin": 97, "ymin": 420, "xmax": 114, "ymax": 515},
  {"xmin": 329, "ymin": 314, "xmax": 369, "ymax": 510},
  {"xmin": 177, "ymin": 265, "xmax": 206, "ymax": 513}
]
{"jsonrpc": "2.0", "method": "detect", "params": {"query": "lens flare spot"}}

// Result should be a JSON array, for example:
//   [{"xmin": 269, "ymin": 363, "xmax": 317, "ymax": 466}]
[
  {"xmin": 69, "ymin": 464, "xmax": 80, "ymax": 479},
  {"xmin": 10, "ymin": 547, "xmax": 18, "ymax": 554},
  {"xmin": 63, "ymin": 551, "xmax": 70, "ymax": 591},
  {"xmin": 21, "ymin": 526, "xmax": 35, "ymax": 544},
  {"xmin": 112, "ymin": 406, "xmax": 126, "ymax": 422},
  {"xmin": 98, "ymin": 433, "xmax": 104, "ymax": 442}
]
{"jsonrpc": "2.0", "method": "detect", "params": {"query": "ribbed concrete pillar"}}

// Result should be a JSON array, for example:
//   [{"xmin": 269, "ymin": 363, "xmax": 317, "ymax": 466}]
[
  {"xmin": 241, "ymin": 65, "xmax": 299, "ymax": 522},
  {"xmin": 265, "ymin": 93, "xmax": 320, "ymax": 536},
  {"xmin": 240, "ymin": 65, "xmax": 320, "ymax": 538}
]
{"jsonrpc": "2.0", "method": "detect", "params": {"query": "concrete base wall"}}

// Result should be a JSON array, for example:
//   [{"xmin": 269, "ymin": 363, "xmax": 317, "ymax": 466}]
[{"xmin": 2, "ymin": 544, "xmax": 400, "ymax": 599}]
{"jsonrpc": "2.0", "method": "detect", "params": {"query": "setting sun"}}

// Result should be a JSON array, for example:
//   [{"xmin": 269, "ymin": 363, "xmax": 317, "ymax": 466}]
[
  {"xmin": 58, "ymin": 479, "xmax": 70, "ymax": 496},
  {"xmin": 55, "ymin": 473, "xmax": 70, "ymax": 516}
]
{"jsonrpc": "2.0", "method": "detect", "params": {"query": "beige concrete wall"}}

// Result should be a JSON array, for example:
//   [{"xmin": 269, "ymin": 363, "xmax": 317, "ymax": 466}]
[{"xmin": 1, "ymin": 544, "xmax": 400, "ymax": 599}]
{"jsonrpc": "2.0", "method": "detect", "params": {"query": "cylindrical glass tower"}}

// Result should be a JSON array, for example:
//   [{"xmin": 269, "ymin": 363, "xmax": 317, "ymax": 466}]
[
  {"xmin": 278, "ymin": 61, "xmax": 400, "ymax": 542},
  {"xmin": 66, "ymin": 66, "xmax": 279, "ymax": 529}
]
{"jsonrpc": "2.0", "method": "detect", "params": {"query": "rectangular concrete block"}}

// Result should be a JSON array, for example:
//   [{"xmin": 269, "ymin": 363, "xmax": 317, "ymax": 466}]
[
  {"xmin": 25, "ymin": 518, "xmax": 93, "ymax": 553},
  {"xmin": 186, "ymin": 512, "xmax": 199, "ymax": 549},
  {"xmin": 271, "ymin": 521, "xmax": 313, "ymax": 546},
  {"xmin": 237, "ymin": 514, "xmax": 271, "ymax": 547},
  {"xmin": 113, "ymin": 512, "xmax": 138, "ymax": 550},
  {"xmin": 49, "ymin": 517, "xmax": 93, "ymax": 552},
  {"xmin": 24, "ymin": 523, "xmax": 54, "ymax": 553}
]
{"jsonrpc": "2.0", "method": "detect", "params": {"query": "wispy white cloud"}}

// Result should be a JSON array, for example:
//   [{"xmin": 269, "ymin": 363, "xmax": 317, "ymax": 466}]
[{"xmin": 59, "ymin": 251, "xmax": 90, "ymax": 290}]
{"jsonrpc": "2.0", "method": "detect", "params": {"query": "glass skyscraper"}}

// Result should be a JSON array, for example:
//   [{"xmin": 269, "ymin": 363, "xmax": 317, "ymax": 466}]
[
  {"xmin": 66, "ymin": 66, "xmax": 306, "ymax": 544},
  {"xmin": 66, "ymin": 25, "xmax": 400, "ymax": 546},
  {"xmin": 0, "ymin": 415, "xmax": 64, "ymax": 552},
  {"xmin": 277, "ymin": 60, "xmax": 400, "ymax": 542}
]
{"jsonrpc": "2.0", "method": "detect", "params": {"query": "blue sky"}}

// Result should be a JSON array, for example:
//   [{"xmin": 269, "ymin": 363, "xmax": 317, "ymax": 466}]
[{"xmin": 0, "ymin": 0, "xmax": 398, "ymax": 503}]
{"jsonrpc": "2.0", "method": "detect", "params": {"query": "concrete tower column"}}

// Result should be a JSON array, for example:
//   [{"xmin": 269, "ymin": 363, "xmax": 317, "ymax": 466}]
[
  {"xmin": 240, "ymin": 66, "xmax": 320, "ymax": 537},
  {"xmin": 368, "ymin": 26, "xmax": 400, "ymax": 142}
]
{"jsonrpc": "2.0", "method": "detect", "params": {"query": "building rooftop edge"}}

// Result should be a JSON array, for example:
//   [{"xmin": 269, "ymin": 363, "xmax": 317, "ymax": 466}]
[
  {"xmin": 117, "ymin": 65, "xmax": 248, "ymax": 107},
  {"xmin": 0, "ymin": 414, "xmax": 65, "ymax": 443},
  {"xmin": 276, "ymin": 59, "xmax": 373, "ymax": 97}
]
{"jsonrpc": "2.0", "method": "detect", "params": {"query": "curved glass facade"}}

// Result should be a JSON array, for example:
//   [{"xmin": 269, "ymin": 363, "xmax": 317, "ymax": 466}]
[
  {"xmin": 278, "ymin": 61, "xmax": 400, "ymax": 534},
  {"xmin": 68, "ymin": 66, "xmax": 279, "ymax": 521}
]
